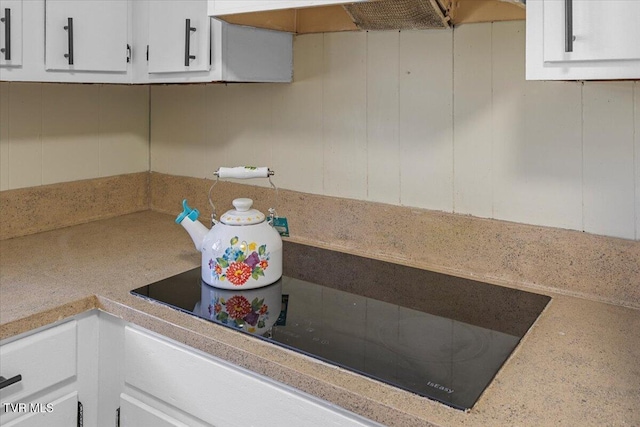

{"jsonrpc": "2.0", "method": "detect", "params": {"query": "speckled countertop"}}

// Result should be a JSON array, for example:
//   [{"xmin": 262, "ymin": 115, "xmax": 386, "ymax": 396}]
[{"xmin": 1, "ymin": 211, "xmax": 639, "ymax": 426}]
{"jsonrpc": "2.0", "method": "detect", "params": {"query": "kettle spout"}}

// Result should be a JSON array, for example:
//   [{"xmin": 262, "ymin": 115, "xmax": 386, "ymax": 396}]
[{"xmin": 175, "ymin": 200, "xmax": 209, "ymax": 252}]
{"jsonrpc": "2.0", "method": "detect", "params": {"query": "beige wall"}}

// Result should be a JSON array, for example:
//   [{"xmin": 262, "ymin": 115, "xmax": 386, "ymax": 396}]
[
  {"xmin": 0, "ymin": 83, "xmax": 149, "ymax": 190},
  {"xmin": 150, "ymin": 21, "xmax": 640, "ymax": 241},
  {"xmin": 1, "ymin": 22, "xmax": 638, "ymax": 241}
]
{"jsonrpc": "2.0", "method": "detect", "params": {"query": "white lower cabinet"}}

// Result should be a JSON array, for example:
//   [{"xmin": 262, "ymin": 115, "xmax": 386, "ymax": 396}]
[
  {"xmin": 2, "ymin": 392, "xmax": 79, "ymax": 427},
  {"xmin": 0, "ymin": 319, "xmax": 79, "ymax": 427},
  {"xmin": 1, "ymin": 311, "xmax": 378, "ymax": 427},
  {"xmin": 120, "ymin": 394, "xmax": 188, "ymax": 427},
  {"xmin": 0, "ymin": 311, "xmax": 120, "ymax": 427},
  {"xmin": 122, "ymin": 325, "xmax": 378, "ymax": 427}
]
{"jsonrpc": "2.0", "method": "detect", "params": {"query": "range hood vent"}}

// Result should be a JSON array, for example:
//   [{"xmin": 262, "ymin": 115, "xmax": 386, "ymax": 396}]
[
  {"xmin": 343, "ymin": 0, "xmax": 449, "ymax": 30},
  {"xmin": 214, "ymin": 0, "xmax": 527, "ymax": 34}
]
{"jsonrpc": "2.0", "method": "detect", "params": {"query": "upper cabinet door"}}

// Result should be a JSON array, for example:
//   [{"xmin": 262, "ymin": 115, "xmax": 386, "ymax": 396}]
[
  {"xmin": 0, "ymin": 0, "xmax": 22, "ymax": 67},
  {"xmin": 208, "ymin": 0, "xmax": 367, "ymax": 16},
  {"xmin": 148, "ymin": 0, "xmax": 210, "ymax": 74},
  {"xmin": 526, "ymin": 0, "xmax": 640, "ymax": 80},
  {"xmin": 45, "ymin": 0, "xmax": 129, "ymax": 72},
  {"xmin": 542, "ymin": 0, "xmax": 640, "ymax": 63}
]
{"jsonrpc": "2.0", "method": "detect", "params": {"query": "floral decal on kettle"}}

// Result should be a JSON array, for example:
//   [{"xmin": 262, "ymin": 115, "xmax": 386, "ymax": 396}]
[
  {"xmin": 208, "ymin": 295, "xmax": 269, "ymax": 333},
  {"xmin": 209, "ymin": 237, "xmax": 270, "ymax": 286}
]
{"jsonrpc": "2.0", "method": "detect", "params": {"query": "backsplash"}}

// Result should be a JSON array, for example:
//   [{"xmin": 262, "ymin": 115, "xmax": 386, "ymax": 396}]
[
  {"xmin": 0, "ymin": 173, "xmax": 148, "ymax": 240},
  {"xmin": 150, "ymin": 21, "xmax": 640, "ymax": 241},
  {"xmin": 0, "ymin": 83, "xmax": 149, "ymax": 190},
  {"xmin": 150, "ymin": 172, "xmax": 640, "ymax": 309}
]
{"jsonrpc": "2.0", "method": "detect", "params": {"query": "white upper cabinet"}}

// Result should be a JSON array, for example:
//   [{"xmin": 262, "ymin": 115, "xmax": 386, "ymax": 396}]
[
  {"xmin": 0, "ymin": 0, "xmax": 23, "ymax": 67},
  {"xmin": 0, "ymin": 0, "xmax": 46, "ymax": 82},
  {"xmin": 0, "ymin": 0, "xmax": 291, "ymax": 83},
  {"xmin": 135, "ymin": 0, "xmax": 292, "ymax": 84},
  {"xmin": 45, "ymin": 0, "xmax": 129, "ymax": 73},
  {"xmin": 148, "ymin": 0, "xmax": 210, "ymax": 74},
  {"xmin": 208, "ymin": 0, "xmax": 366, "ymax": 16},
  {"xmin": 526, "ymin": 0, "xmax": 640, "ymax": 80}
]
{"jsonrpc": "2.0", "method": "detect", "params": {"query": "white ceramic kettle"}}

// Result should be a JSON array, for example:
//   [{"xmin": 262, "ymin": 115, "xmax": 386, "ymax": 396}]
[{"xmin": 176, "ymin": 167, "xmax": 283, "ymax": 290}]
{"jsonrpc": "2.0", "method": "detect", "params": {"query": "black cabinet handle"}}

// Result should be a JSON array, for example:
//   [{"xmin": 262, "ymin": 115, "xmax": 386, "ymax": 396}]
[
  {"xmin": 0, "ymin": 374, "xmax": 22, "ymax": 389},
  {"xmin": 184, "ymin": 18, "xmax": 196, "ymax": 66},
  {"xmin": 0, "ymin": 8, "xmax": 10, "ymax": 60},
  {"xmin": 565, "ymin": 0, "xmax": 574, "ymax": 52},
  {"xmin": 64, "ymin": 17, "xmax": 74, "ymax": 65}
]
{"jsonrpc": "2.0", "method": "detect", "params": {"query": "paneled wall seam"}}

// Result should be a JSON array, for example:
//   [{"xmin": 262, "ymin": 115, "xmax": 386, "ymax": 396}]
[
  {"xmin": 450, "ymin": 28, "xmax": 455, "ymax": 214},
  {"xmin": 364, "ymin": 31, "xmax": 369, "ymax": 199},
  {"xmin": 632, "ymin": 81, "xmax": 640, "ymax": 240},
  {"xmin": 490, "ymin": 23, "xmax": 495, "ymax": 219},
  {"xmin": 580, "ymin": 81, "xmax": 585, "ymax": 233},
  {"xmin": 7, "ymin": 83, "xmax": 11, "ymax": 189},
  {"xmin": 147, "ymin": 85, "xmax": 152, "ymax": 208},
  {"xmin": 98, "ymin": 84, "xmax": 104, "ymax": 178},
  {"xmin": 451, "ymin": 27, "xmax": 456, "ymax": 213},
  {"xmin": 38, "ymin": 83, "xmax": 43, "ymax": 187},
  {"xmin": 321, "ymin": 34, "xmax": 326, "ymax": 196},
  {"xmin": 396, "ymin": 31, "xmax": 401, "ymax": 204}
]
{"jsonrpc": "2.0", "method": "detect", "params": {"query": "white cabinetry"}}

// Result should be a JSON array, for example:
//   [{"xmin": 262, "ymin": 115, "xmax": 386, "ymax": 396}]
[
  {"xmin": 136, "ymin": 0, "xmax": 292, "ymax": 83},
  {"xmin": 0, "ymin": 0, "xmax": 132, "ymax": 82},
  {"xmin": 0, "ymin": 0, "xmax": 44, "ymax": 81},
  {"xmin": 120, "ymin": 394, "xmax": 189, "ymax": 427},
  {"xmin": 44, "ymin": 0, "xmax": 130, "ymax": 74},
  {"xmin": 0, "ymin": 311, "xmax": 122, "ymax": 427},
  {"xmin": 526, "ymin": 0, "xmax": 640, "ymax": 80},
  {"xmin": 2, "ymin": 312, "xmax": 375, "ymax": 426},
  {"xmin": 0, "ymin": 320, "xmax": 79, "ymax": 427},
  {"xmin": 0, "ymin": 0, "xmax": 22, "ymax": 67},
  {"xmin": 122, "ymin": 325, "xmax": 377, "ymax": 427},
  {"xmin": 0, "ymin": 0, "xmax": 291, "ymax": 83},
  {"xmin": 2, "ymin": 393, "xmax": 79, "ymax": 427},
  {"xmin": 148, "ymin": 0, "xmax": 210, "ymax": 74},
  {"xmin": 208, "ymin": 0, "xmax": 366, "ymax": 16}
]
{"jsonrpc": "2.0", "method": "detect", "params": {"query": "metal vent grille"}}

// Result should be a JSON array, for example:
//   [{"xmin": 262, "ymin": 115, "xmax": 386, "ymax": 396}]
[{"xmin": 343, "ymin": 0, "xmax": 449, "ymax": 30}]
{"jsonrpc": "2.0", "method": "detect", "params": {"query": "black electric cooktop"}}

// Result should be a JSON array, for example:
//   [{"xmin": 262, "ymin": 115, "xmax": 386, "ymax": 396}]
[{"xmin": 131, "ymin": 242, "xmax": 550, "ymax": 410}]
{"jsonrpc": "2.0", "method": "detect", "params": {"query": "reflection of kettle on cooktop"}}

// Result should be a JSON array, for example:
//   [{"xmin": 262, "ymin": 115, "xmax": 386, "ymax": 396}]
[{"xmin": 198, "ymin": 279, "xmax": 283, "ymax": 336}]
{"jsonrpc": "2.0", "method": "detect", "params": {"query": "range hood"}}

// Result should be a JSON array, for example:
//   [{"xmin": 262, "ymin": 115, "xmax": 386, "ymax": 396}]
[
  {"xmin": 342, "ymin": 0, "xmax": 449, "ymax": 30},
  {"xmin": 211, "ymin": 0, "xmax": 526, "ymax": 34}
]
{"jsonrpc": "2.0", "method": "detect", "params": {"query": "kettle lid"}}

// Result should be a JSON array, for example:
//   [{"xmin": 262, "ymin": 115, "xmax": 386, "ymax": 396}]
[{"xmin": 220, "ymin": 198, "xmax": 265, "ymax": 225}]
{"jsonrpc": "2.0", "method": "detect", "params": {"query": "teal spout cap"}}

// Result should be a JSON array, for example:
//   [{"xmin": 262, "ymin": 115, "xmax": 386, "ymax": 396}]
[{"xmin": 175, "ymin": 199, "xmax": 200, "ymax": 224}]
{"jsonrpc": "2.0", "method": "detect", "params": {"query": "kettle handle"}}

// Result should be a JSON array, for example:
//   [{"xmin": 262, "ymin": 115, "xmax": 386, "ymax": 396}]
[
  {"xmin": 215, "ymin": 166, "xmax": 273, "ymax": 180},
  {"xmin": 208, "ymin": 167, "xmax": 278, "ymax": 225}
]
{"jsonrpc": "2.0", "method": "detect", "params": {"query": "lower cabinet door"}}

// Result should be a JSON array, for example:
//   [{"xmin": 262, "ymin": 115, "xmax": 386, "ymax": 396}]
[
  {"xmin": 1, "ymin": 392, "xmax": 78, "ymax": 427},
  {"xmin": 120, "ymin": 393, "xmax": 188, "ymax": 427},
  {"xmin": 124, "ymin": 326, "xmax": 378, "ymax": 427},
  {"xmin": 0, "ymin": 320, "xmax": 77, "ymax": 405}
]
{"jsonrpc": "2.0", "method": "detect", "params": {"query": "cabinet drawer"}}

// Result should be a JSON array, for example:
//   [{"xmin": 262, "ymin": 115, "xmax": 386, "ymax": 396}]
[
  {"xmin": 124, "ymin": 326, "xmax": 377, "ymax": 426},
  {"xmin": 0, "ymin": 321, "xmax": 77, "ymax": 403}
]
